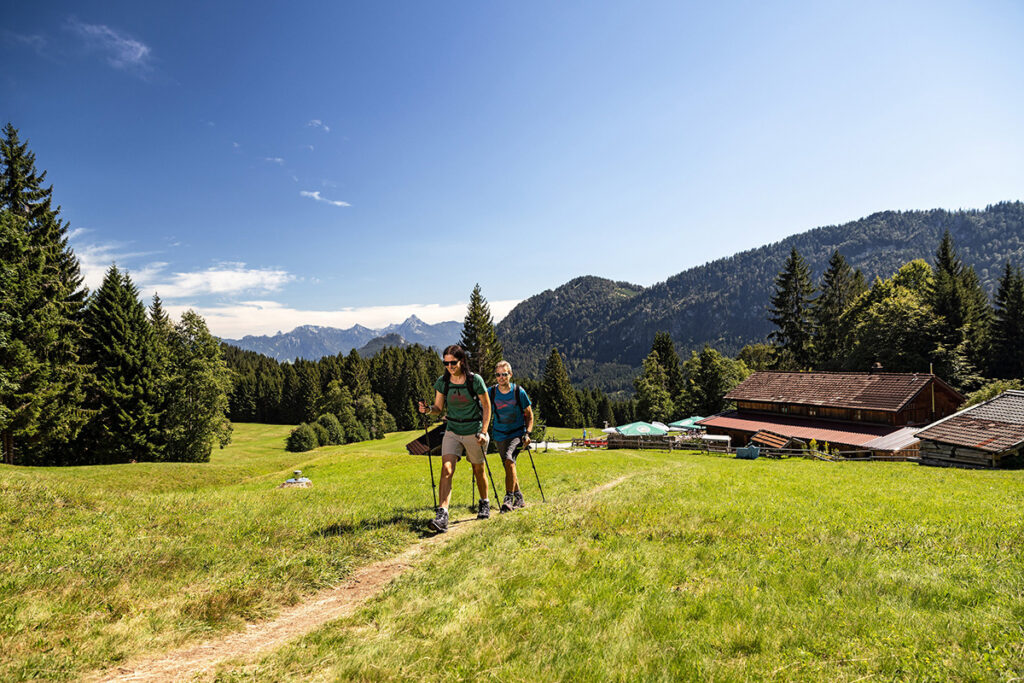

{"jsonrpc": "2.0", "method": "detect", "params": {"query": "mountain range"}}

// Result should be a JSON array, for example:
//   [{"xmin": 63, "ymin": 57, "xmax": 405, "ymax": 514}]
[{"xmin": 223, "ymin": 316, "xmax": 462, "ymax": 361}]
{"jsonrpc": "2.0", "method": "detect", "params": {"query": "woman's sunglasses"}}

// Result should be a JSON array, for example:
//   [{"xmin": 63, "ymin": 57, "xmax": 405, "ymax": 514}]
[{"xmin": 443, "ymin": 360, "xmax": 460, "ymax": 366}]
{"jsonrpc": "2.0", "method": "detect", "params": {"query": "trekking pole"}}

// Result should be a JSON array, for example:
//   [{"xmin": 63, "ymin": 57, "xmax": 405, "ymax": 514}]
[
  {"xmin": 482, "ymin": 452, "xmax": 498, "ymax": 501},
  {"xmin": 526, "ymin": 442, "xmax": 546, "ymax": 502},
  {"xmin": 421, "ymin": 408, "xmax": 437, "ymax": 510}
]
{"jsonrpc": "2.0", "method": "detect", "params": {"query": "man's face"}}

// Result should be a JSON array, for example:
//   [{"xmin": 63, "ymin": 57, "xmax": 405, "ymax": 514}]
[{"xmin": 495, "ymin": 367, "xmax": 511, "ymax": 388}]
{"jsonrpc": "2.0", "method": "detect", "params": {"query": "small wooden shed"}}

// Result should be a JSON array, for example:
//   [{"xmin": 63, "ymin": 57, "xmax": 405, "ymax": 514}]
[{"xmin": 915, "ymin": 390, "xmax": 1024, "ymax": 468}]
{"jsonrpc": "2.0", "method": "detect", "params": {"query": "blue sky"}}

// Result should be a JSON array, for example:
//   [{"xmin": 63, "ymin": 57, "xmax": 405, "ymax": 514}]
[{"xmin": 3, "ymin": 1, "xmax": 1023, "ymax": 338}]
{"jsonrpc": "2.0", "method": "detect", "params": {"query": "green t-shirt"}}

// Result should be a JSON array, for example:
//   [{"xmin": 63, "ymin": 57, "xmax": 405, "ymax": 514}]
[{"xmin": 433, "ymin": 373, "xmax": 488, "ymax": 435}]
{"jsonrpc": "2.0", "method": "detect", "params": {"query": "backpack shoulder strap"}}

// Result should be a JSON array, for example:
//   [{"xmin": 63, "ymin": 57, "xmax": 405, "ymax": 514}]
[
  {"xmin": 466, "ymin": 372, "xmax": 483, "ymax": 413},
  {"xmin": 442, "ymin": 375, "xmax": 451, "ymax": 406}
]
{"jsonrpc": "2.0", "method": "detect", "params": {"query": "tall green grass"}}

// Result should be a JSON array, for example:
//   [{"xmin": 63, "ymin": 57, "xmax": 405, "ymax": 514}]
[
  {"xmin": 213, "ymin": 455, "xmax": 1024, "ymax": 681},
  {"xmin": 0, "ymin": 424, "xmax": 662, "ymax": 681}
]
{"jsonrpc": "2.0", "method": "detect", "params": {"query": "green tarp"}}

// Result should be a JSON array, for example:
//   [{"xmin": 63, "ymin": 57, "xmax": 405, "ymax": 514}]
[{"xmin": 668, "ymin": 416, "xmax": 705, "ymax": 428}]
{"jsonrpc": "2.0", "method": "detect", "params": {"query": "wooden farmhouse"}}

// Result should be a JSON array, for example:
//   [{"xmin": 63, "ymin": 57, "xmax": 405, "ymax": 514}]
[
  {"xmin": 698, "ymin": 371, "xmax": 964, "ymax": 456},
  {"xmin": 915, "ymin": 390, "xmax": 1024, "ymax": 468}
]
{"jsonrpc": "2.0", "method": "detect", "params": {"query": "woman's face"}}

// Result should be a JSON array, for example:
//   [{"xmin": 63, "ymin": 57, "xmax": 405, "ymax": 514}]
[{"xmin": 443, "ymin": 355, "xmax": 461, "ymax": 373}]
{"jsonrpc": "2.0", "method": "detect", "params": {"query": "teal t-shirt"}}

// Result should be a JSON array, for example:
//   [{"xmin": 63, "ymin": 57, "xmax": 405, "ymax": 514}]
[{"xmin": 434, "ymin": 373, "xmax": 488, "ymax": 435}]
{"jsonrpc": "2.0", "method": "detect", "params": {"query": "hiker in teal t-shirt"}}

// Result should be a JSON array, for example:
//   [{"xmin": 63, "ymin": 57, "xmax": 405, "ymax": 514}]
[
  {"xmin": 417, "ymin": 344, "xmax": 492, "ymax": 532},
  {"xmin": 488, "ymin": 360, "xmax": 534, "ymax": 512}
]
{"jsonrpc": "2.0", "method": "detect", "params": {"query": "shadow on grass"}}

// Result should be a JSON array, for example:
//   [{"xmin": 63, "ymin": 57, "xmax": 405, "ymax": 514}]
[{"xmin": 313, "ymin": 507, "xmax": 438, "ymax": 539}]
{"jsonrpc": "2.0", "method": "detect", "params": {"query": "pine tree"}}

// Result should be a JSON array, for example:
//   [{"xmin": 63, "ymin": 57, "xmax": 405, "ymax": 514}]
[
  {"xmin": 540, "ymin": 348, "xmax": 582, "ymax": 427},
  {"xmin": 634, "ymin": 350, "xmax": 675, "ymax": 423},
  {"xmin": 160, "ymin": 310, "xmax": 233, "ymax": 461},
  {"xmin": 0, "ymin": 124, "xmax": 88, "ymax": 461},
  {"xmin": 990, "ymin": 262, "xmax": 1024, "ymax": 379},
  {"xmin": 459, "ymin": 284, "xmax": 503, "ymax": 384},
  {"xmin": 812, "ymin": 250, "xmax": 866, "ymax": 369},
  {"xmin": 79, "ymin": 266, "xmax": 162, "ymax": 464},
  {"xmin": 768, "ymin": 248, "xmax": 815, "ymax": 369}
]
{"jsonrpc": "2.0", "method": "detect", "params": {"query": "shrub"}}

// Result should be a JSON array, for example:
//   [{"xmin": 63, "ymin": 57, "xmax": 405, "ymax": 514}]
[
  {"xmin": 286, "ymin": 423, "xmax": 319, "ymax": 452},
  {"xmin": 311, "ymin": 422, "xmax": 330, "ymax": 447},
  {"xmin": 316, "ymin": 413, "xmax": 345, "ymax": 445}
]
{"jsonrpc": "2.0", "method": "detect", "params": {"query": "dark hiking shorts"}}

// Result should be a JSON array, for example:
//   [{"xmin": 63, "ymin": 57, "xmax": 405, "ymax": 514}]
[{"xmin": 495, "ymin": 436, "xmax": 524, "ymax": 463}]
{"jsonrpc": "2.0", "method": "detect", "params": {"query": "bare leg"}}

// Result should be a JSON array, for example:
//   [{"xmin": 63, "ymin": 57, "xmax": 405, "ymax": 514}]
[
  {"xmin": 473, "ymin": 462, "xmax": 488, "ymax": 500},
  {"xmin": 438, "ymin": 454, "xmax": 457, "ymax": 508},
  {"xmin": 503, "ymin": 459, "xmax": 520, "ymax": 493}
]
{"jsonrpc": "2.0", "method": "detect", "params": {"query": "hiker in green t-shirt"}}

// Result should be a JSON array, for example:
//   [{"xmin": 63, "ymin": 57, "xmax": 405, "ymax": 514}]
[{"xmin": 417, "ymin": 344, "xmax": 492, "ymax": 532}]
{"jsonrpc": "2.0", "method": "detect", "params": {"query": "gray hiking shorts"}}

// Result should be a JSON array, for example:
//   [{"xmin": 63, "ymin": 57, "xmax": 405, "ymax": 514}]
[
  {"xmin": 442, "ymin": 430, "xmax": 488, "ymax": 465},
  {"xmin": 495, "ymin": 436, "xmax": 524, "ymax": 463}
]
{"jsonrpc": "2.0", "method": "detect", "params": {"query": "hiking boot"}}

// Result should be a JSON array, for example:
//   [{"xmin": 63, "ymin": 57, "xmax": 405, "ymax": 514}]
[
  {"xmin": 477, "ymin": 498, "xmax": 491, "ymax": 519},
  {"xmin": 500, "ymin": 493, "xmax": 514, "ymax": 513},
  {"xmin": 429, "ymin": 507, "xmax": 449, "ymax": 533},
  {"xmin": 513, "ymin": 491, "xmax": 525, "ymax": 509}
]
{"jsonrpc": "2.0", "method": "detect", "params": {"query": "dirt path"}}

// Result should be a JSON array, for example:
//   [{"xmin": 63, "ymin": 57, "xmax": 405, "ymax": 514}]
[{"xmin": 90, "ymin": 473, "xmax": 636, "ymax": 683}]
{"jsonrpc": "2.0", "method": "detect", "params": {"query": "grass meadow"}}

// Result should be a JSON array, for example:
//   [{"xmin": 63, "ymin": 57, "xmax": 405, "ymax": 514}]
[{"xmin": 2, "ymin": 424, "xmax": 1024, "ymax": 681}]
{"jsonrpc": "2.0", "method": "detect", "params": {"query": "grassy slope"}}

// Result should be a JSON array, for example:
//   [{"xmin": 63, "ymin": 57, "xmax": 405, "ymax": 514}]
[
  {"xmin": 215, "ymin": 454, "xmax": 1024, "ymax": 682},
  {"xmin": 0, "ymin": 424, "xmax": 659, "ymax": 681}
]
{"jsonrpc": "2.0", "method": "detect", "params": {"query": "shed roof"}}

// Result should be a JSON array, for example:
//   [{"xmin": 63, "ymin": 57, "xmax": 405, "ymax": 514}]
[
  {"xmin": 915, "ymin": 391, "xmax": 1024, "ymax": 453},
  {"xmin": 725, "ymin": 371, "xmax": 962, "ymax": 412},
  {"xmin": 698, "ymin": 411, "xmax": 894, "ymax": 448},
  {"xmin": 861, "ymin": 427, "xmax": 920, "ymax": 452},
  {"xmin": 749, "ymin": 430, "xmax": 798, "ymax": 448}
]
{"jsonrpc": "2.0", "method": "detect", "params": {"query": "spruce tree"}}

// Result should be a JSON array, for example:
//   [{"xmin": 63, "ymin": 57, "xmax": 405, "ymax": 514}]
[
  {"xmin": 651, "ymin": 331, "xmax": 685, "ymax": 404},
  {"xmin": 768, "ymin": 248, "xmax": 815, "ymax": 369},
  {"xmin": 459, "ymin": 284, "xmax": 503, "ymax": 384},
  {"xmin": 634, "ymin": 350, "xmax": 675, "ymax": 423},
  {"xmin": 540, "ymin": 348, "xmax": 582, "ymax": 427},
  {"xmin": 812, "ymin": 250, "xmax": 866, "ymax": 369},
  {"xmin": 927, "ymin": 231, "xmax": 990, "ymax": 388},
  {"xmin": 0, "ymin": 211, "xmax": 50, "ymax": 463},
  {"xmin": 0, "ymin": 124, "xmax": 88, "ymax": 461},
  {"xmin": 990, "ymin": 262, "xmax": 1024, "ymax": 379},
  {"xmin": 149, "ymin": 294, "xmax": 175, "ymax": 459},
  {"xmin": 79, "ymin": 266, "xmax": 162, "ymax": 464},
  {"xmin": 161, "ymin": 310, "xmax": 233, "ymax": 461},
  {"xmin": 681, "ymin": 346, "xmax": 751, "ymax": 417}
]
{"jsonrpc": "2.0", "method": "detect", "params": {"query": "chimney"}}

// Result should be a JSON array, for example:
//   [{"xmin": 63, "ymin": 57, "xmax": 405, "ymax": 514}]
[{"xmin": 870, "ymin": 362, "xmax": 883, "ymax": 374}]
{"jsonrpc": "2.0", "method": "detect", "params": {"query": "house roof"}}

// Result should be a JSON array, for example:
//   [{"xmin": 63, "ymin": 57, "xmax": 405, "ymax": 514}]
[
  {"xmin": 698, "ymin": 411, "xmax": 896, "ymax": 449},
  {"xmin": 915, "ymin": 390, "xmax": 1024, "ymax": 453},
  {"xmin": 725, "ymin": 371, "xmax": 962, "ymax": 412}
]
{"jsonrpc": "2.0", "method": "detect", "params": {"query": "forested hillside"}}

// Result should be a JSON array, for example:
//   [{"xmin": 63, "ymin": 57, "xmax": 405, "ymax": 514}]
[{"xmin": 499, "ymin": 203, "xmax": 1024, "ymax": 390}]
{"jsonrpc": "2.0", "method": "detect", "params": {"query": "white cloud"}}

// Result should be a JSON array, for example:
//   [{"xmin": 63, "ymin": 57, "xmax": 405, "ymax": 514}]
[
  {"xmin": 307, "ymin": 119, "xmax": 330, "ymax": 133},
  {"xmin": 140, "ymin": 264, "xmax": 294, "ymax": 299},
  {"xmin": 74, "ymin": 238, "xmax": 158, "ymax": 290},
  {"xmin": 264, "ymin": 157, "xmax": 285, "ymax": 165},
  {"xmin": 67, "ymin": 19, "xmax": 151, "ymax": 72},
  {"xmin": 300, "ymin": 190, "xmax": 350, "ymax": 207},
  {"xmin": 70, "ymin": 232, "xmax": 293, "ymax": 299},
  {"xmin": 232, "ymin": 141, "xmax": 240, "ymax": 149},
  {"xmin": 165, "ymin": 299, "xmax": 522, "ymax": 339}
]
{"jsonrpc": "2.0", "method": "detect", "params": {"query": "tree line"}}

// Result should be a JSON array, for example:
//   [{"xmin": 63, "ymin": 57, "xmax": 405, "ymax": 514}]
[
  {"xmin": 1, "ymin": 124, "xmax": 232, "ymax": 465},
  {"xmin": 762, "ymin": 235, "xmax": 1024, "ymax": 391}
]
